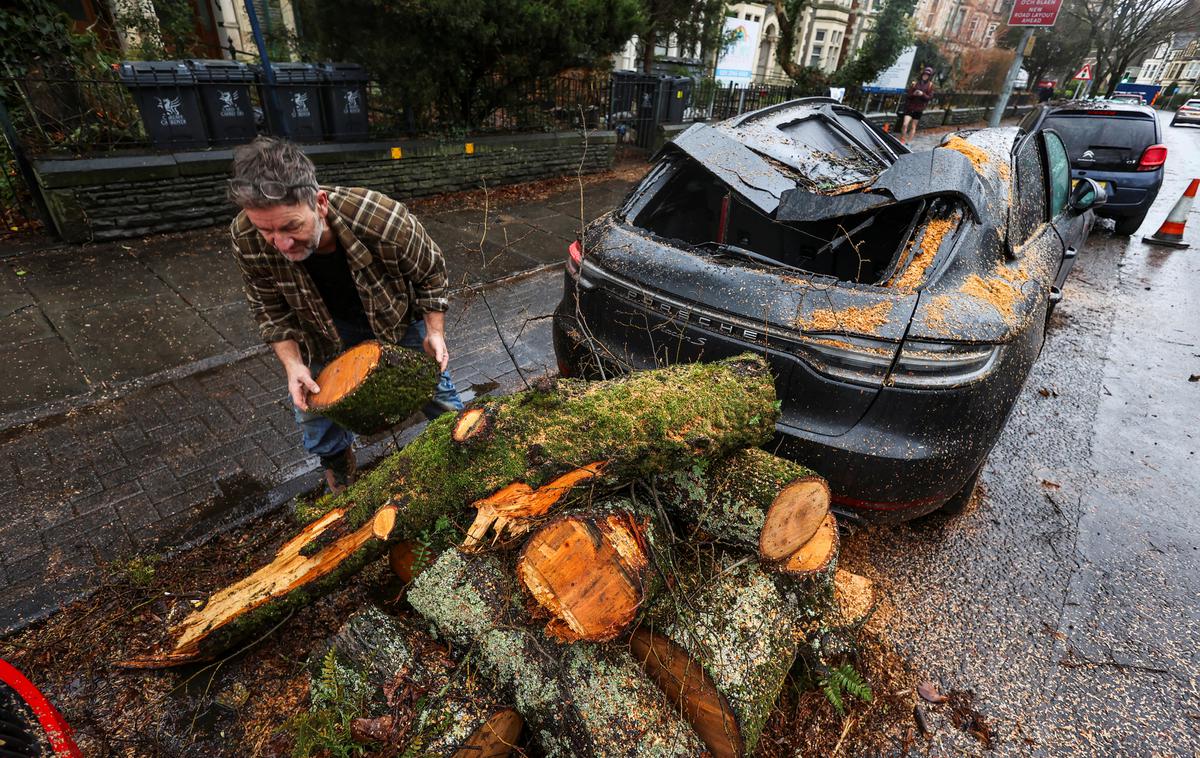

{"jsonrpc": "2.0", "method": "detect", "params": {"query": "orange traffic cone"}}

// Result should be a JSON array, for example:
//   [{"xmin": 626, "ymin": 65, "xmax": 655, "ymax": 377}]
[{"xmin": 1143, "ymin": 178, "xmax": 1198, "ymax": 249}]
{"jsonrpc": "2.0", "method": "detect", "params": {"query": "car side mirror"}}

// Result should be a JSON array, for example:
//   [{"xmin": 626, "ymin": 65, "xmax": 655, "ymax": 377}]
[{"xmin": 1069, "ymin": 177, "xmax": 1106, "ymax": 213}]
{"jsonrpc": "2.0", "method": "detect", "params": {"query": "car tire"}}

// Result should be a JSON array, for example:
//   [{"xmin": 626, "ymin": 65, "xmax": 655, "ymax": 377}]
[
  {"xmin": 1171, "ymin": 119, "xmax": 1178, "ymax": 126},
  {"xmin": 938, "ymin": 464, "xmax": 983, "ymax": 516},
  {"xmin": 1113, "ymin": 212, "xmax": 1148, "ymax": 236}
]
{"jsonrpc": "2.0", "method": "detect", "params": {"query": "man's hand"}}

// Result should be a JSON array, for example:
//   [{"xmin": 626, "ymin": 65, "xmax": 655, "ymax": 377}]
[
  {"xmin": 424, "ymin": 330, "xmax": 449, "ymax": 371},
  {"xmin": 288, "ymin": 365, "xmax": 321, "ymax": 411},
  {"xmin": 422, "ymin": 311, "xmax": 450, "ymax": 371},
  {"xmin": 272, "ymin": 340, "xmax": 319, "ymax": 411}
]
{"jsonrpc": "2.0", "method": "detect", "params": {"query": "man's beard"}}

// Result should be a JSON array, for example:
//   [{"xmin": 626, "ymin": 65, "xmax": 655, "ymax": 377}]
[{"xmin": 283, "ymin": 212, "xmax": 324, "ymax": 262}]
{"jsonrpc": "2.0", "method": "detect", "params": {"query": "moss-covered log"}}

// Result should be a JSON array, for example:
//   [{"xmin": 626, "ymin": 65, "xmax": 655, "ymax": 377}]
[
  {"xmin": 309, "ymin": 605, "xmax": 522, "ymax": 756},
  {"xmin": 632, "ymin": 557, "xmax": 800, "ymax": 758},
  {"xmin": 516, "ymin": 499, "xmax": 666, "ymax": 643},
  {"xmin": 121, "ymin": 355, "xmax": 776, "ymax": 668},
  {"xmin": 308, "ymin": 340, "xmax": 440, "ymax": 434},
  {"xmin": 652, "ymin": 448, "xmax": 830, "ymax": 571},
  {"xmin": 408, "ymin": 549, "xmax": 708, "ymax": 758}
]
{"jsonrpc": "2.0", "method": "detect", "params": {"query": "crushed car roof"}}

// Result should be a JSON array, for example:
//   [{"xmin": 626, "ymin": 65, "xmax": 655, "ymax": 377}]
[{"xmin": 663, "ymin": 97, "xmax": 988, "ymax": 221}]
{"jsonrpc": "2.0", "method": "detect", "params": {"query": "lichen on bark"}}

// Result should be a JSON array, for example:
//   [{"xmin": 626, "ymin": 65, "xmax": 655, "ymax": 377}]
[{"xmin": 409, "ymin": 549, "xmax": 707, "ymax": 757}]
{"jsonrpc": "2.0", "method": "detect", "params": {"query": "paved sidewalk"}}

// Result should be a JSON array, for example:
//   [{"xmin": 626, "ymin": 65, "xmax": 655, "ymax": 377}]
[
  {"xmin": 0, "ymin": 268, "xmax": 564, "ymax": 632},
  {"xmin": 0, "ymin": 170, "xmax": 637, "ymax": 633}
]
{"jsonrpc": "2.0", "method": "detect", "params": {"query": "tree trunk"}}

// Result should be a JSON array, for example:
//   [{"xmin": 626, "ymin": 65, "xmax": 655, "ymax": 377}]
[
  {"xmin": 408, "ymin": 549, "xmax": 709, "ymax": 758},
  {"xmin": 515, "ymin": 499, "xmax": 664, "ymax": 643},
  {"xmin": 631, "ymin": 557, "xmax": 803, "ymax": 757},
  {"xmin": 651, "ymin": 447, "xmax": 830, "ymax": 569},
  {"xmin": 311, "ymin": 606, "xmax": 522, "ymax": 757},
  {"xmin": 307, "ymin": 340, "xmax": 440, "ymax": 435},
  {"xmin": 120, "ymin": 354, "xmax": 777, "ymax": 668},
  {"xmin": 641, "ymin": 25, "xmax": 657, "ymax": 74}
]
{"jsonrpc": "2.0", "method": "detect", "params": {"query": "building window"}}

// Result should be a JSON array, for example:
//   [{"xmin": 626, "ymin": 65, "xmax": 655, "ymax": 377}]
[
  {"xmin": 753, "ymin": 14, "xmax": 761, "ymax": 21},
  {"xmin": 984, "ymin": 22, "xmax": 998, "ymax": 46},
  {"xmin": 745, "ymin": 13, "xmax": 753, "ymax": 19},
  {"xmin": 815, "ymin": 29, "xmax": 826, "ymax": 41},
  {"xmin": 810, "ymin": 44, "xmax": 824, "ymax": 67},
  {"xmin": 951, "ymin": 8, "xmax": 966, "ymax": 36}
]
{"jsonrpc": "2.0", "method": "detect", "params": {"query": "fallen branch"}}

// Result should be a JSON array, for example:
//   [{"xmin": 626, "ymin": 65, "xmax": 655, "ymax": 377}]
[{"xmin": 121, "ymin": 354, "xmax": 777, "ymax": 667}]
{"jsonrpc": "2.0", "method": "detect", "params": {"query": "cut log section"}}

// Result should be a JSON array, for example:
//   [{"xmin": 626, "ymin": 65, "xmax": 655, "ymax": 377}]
[
  {"xmin": 313, "ymin": 605, "xmax": 522, "ymax": 757},
  {"xmin": 408, "ymin": 549, "xmax": 708, "ymax": 758},
  {"xmin": 308, "ymin": 340, "xmax": 440, "ymax": 434},
  {"xmin": 118, "ymin": 356, "xmax": 777, "ymax": 669},
  {"xmin": 633, "ymin": 559, "xmax": 799, "ymax": 757},
  {"xmin": 781, "ymin": 511, "xmax": 839, "ymax": 580},
  {"xmin": 516, "ymin": 503, "xmax": 658, "ymax": 643},
  {"xmin": 450, "ymin": 407, "xmax": 494, "ymax": 445},
  {"xmin": 653, "ymin": 448, "xmax": 830, "ymax": 566}
]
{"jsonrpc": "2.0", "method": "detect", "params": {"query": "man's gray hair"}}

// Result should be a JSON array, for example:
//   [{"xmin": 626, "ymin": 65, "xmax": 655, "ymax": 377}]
[{"xmin": 229, "ymin": 136, "xmax": 319, "ymax": 209}]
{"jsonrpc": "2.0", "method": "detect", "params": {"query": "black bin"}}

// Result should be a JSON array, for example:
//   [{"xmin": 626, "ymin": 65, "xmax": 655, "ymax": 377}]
[
  {"xmin": 117, "ymin": 61, "xmax": 208, "ymax": 149},
  {"xmin": 256, "ymin": 62, "xmax": 324, "ymax": 141},
  {"xmin": 660, "ymin": 76, "xmax": 693, "ymax": 123},
  {"xmin": 186, "ymin": 59, "xmax": 257, "ymax": 145},
  {"xmin": 317, "ymin": 63, "xmax": 369, "ymax": 141}
]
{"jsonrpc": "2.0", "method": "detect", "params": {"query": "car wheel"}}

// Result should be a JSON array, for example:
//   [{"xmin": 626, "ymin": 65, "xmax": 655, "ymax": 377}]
[
  {"xmin": 1171, "ymin": 119, "xmax": 1178, "ymax": 126},
  {"xmin": 1113, "ymin": 212, "xmax": 1148, "ymax": 236},
  {"xmin": 938, "ymin": 464, "xmax": 983, "ymax": 515}
]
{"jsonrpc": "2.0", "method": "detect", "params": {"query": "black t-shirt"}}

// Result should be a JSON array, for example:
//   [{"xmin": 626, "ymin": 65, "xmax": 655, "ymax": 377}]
[{"xmin": 301, "ymin": 244, "xmax": 372, "ymax": 334}]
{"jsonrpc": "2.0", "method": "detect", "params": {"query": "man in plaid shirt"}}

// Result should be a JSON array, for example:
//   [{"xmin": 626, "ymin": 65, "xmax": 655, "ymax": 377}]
[{"xmin": 229, "ymin": 137, "xmax": 463, "ymax": 494}]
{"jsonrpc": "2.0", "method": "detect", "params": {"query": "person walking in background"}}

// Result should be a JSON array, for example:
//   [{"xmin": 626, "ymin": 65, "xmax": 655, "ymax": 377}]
[{"xmin": 901, "ymin": 67, "xmax": 936, "ymax": 144}]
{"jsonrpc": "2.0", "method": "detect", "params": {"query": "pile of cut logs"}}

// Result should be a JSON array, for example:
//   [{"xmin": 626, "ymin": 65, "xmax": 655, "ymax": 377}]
[{"xmin": 123, "ymin": 351, "xmax": 874, "ymax": 757}]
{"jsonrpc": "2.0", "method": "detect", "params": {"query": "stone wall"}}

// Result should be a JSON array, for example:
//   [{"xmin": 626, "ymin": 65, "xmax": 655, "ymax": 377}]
[{"xmin": 34, "ymin": 131, "xmax": 617, "ymax": 243}]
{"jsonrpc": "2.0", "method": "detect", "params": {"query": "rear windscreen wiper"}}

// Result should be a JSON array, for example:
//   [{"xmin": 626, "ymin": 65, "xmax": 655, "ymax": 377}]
[{"xmin": 688, "ymin": 241, "xmax": 809, "ymax": 274}]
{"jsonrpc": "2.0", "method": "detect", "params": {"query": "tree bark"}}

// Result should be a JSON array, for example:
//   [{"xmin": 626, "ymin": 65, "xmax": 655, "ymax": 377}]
[
  {"xmin": 308, "ymin": 340, "xmax": 440, "ymax": 435},
  {"xmin": 311, "ymin": 606, "xmax": 522, "ymax": 757},
  {"xmin": 631, "ymin": 557, "xmax": 802, "ymax": 757},
  {"xmin": 651, "ymin": 447, "xmax": 830, "ymax": 569},
  {"xmin": 120, "ymin": 354, "xmax": 777, "ymax": 668},
  {"xmin": 408, "ymin": 549, "xmax": 709, "ymax": 758}
]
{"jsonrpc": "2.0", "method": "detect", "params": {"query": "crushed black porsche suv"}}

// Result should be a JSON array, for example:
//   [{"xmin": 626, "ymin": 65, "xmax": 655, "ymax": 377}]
[{"xmin": 553, "ymin": 98, "xmax": 1105, "ymax": 522}]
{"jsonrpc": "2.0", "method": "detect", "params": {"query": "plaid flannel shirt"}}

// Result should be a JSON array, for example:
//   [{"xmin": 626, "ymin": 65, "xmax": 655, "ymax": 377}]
[{"xmin": 231, "ymin": 186, "xmax": 449, "ymax": 364}]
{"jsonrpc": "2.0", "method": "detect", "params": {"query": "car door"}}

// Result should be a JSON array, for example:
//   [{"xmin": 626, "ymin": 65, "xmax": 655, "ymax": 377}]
[
  {"xmin": 1042, "ymin": 129, "xmax": 1087, "ymax": 291},
  {"xmin": 1010, "ymin": 130, "xmax": 1066, "ymax": 290}
]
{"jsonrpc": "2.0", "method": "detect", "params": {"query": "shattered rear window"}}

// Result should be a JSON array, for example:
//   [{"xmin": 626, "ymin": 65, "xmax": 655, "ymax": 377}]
[{"xmin": 632, "ymin": 156, "xmax": 934, "ymax": 286}]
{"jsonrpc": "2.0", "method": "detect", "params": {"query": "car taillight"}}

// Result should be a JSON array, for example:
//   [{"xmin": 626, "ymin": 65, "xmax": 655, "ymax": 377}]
[
  {"xmin": 802, "ymin": 335, "xmax": 895, "ymax": 386},
  {"xmin": 890, "ymin": 340, "xmax": 1001, "ymax": 388},
  {"xmin": 1137, "ymin": 144, "xmax": 1167, "ymax": 171},
  {"xmin": 566, "ymin": 240, "xmax": 583, "ymax": 278},
  {"xmin": 801, "ymin": 335, "xmax": 1000, "ymax": 389},
  {"xmin": 1085, "ymin": 110, "xmax": 1118, "ymax": 116}
]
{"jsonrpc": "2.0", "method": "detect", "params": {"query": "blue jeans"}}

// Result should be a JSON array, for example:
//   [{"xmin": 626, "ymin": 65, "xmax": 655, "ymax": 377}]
[{"xmin": 293, "ymin": 319, "xmax": 464, "ymax": 459}]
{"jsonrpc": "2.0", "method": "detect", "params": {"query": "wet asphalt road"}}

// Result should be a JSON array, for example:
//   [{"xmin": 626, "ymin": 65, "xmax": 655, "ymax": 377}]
[{"xmin": 841, "ymin": 113, "xmax": 1200, "ymax": 756}]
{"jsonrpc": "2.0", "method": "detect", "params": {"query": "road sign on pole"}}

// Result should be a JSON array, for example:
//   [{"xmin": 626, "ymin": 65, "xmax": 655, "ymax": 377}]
[
  {"xmin": 1073, "ymin": 63, "xmax": 1093, "ymax": 81},
  {"xmin": 989, "ymin": 26, "xmax": 1034, "ymax": 127},
  {"xmin": 1008, "ymin": 0, "xmax": 1064, "ymax": 26}
]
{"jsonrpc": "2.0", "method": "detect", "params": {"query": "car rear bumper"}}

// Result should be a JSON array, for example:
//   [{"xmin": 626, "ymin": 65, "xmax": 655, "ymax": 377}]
[
  {"xmin": 1074, "ymin": 168, "xmax": 1163, "ymax": 218},
  {"xmin": 1172, "ymin": 113, "xmax": 1200, "ymax": 125}
]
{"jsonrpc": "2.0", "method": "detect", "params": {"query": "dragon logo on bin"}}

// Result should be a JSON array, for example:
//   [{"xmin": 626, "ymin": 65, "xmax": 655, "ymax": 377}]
[{"xmin": 155, "ymin": 96, "xmax": 186, "ymax": 127}]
